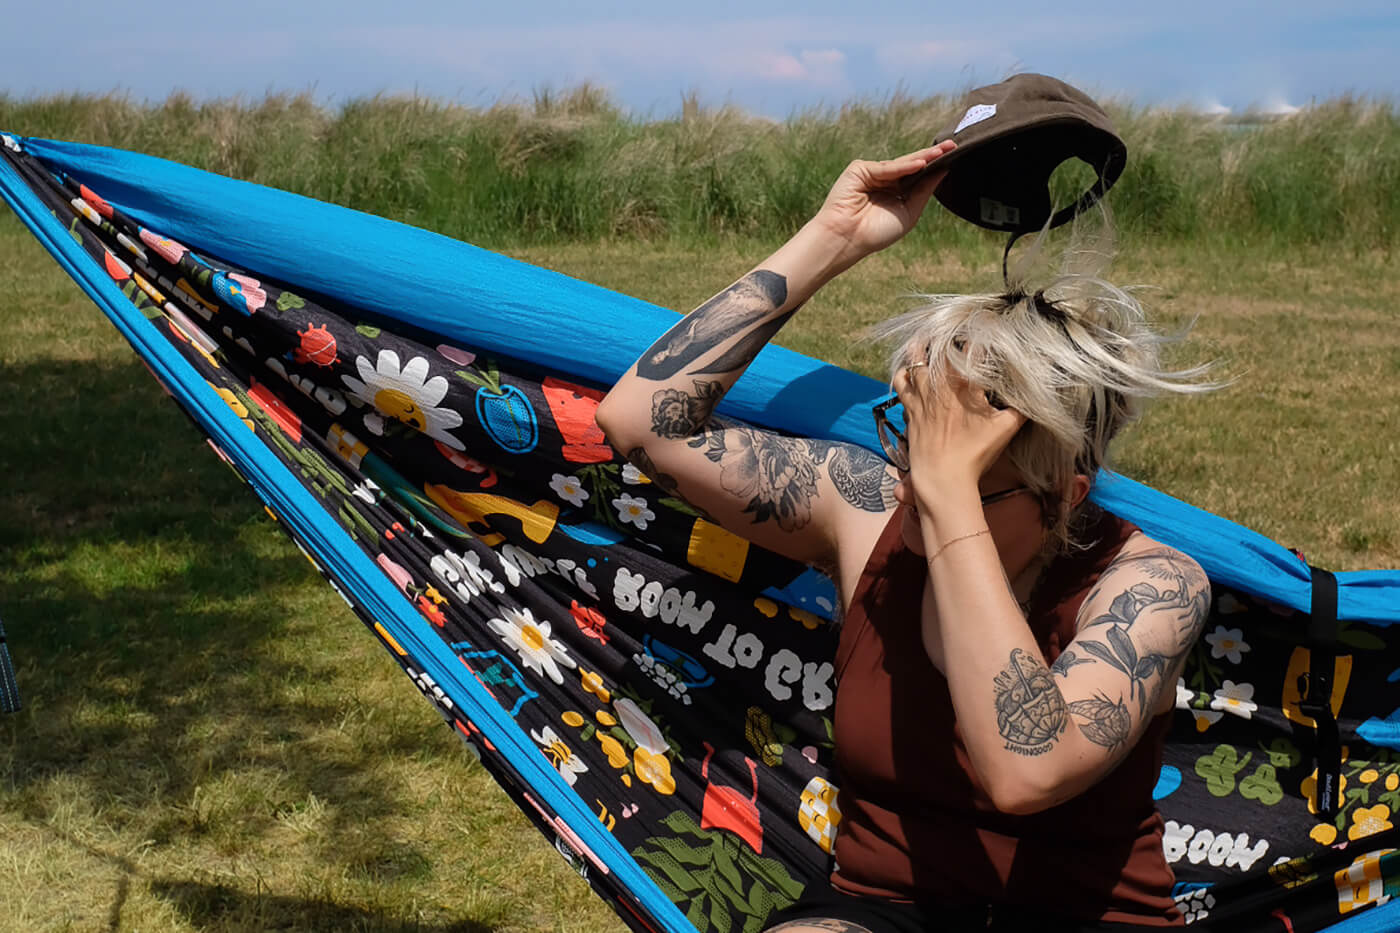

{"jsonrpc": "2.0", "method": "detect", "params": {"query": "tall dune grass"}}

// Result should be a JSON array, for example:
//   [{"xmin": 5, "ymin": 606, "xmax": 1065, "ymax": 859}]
[{"xmin": 2, "ymin": 87, "xmax": 1396, "ymax": 251}]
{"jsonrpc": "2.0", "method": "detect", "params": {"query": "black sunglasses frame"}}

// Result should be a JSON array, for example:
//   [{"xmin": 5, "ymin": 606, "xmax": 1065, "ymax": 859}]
[{"xmin": 871, "ymin": 397, "xmax": 1030, "ymax": 507}]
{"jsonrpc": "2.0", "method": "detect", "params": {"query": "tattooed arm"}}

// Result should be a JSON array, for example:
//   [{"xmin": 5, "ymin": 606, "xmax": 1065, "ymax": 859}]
[
  {"xmin": 596, "ymin": 143, "xmax": 955, "ymax": 570},
  {"xmin": 929, "ymin": 532, "xmax": 1209, "ymax": 815}
]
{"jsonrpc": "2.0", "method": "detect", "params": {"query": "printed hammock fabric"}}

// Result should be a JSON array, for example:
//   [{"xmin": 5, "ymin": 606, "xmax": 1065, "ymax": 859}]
[{"xmin": 4, "ymin": 136, "xmax": 1400, "ymax": 933}]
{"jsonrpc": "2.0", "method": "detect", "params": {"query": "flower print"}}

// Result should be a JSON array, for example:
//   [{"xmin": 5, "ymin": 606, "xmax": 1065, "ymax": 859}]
[
  {"xmin": 1349, "ymin": 804, "xmax": 1394, "ymax": 841},
  {"xmin": 613, "ymin": 493, "xmax": 655, "ymax": 530},
  {"xmin": 488, "ymin": 606, "xmax": 576, "ymax": 685},
  {"xmin": 1361, "ymin": 769, "xmax": 1381, "ymax": 784},
  {"xmin": 341, "ymin": 349, "xmax": 465, "ymax": 450},
  {"xmin": 362, "ymin": 412, "xmax": 386, "ymax": 436},
  {"xmin": 598, "ymin": 732, "xmax": 629, "ymax": 768},
  {"xmin": 1204, "ymin": 626, "xmax": 1250, "ymax": 663},
  {"xmin": 580, "ymin": 669, "xmax": 611, "ymax": 703},
  {"xmin": 621, "ymin": 462, "xmax": 649, "ymax": 485},
  {"xmin": 1310, "ymin": 822, "xmax": 1339, "ymax": 845},
  {"xmin": 351, "ymin": 479, "xmax": 381, "ymax": 505},
  {"xmin": 1211, "ymin": 680, "xmax": 1258, "ymax": 720},
  {"xmin": 550, "ymin": 473, "xmax": 589, "ymax": 507},
  {"xmin": 1176, "ymin": 678, "xmax": 1196, "ymax": 709},
  {"xmin": 1190, "ymin": 709, "xmax": 1224, "ymax": 733},
  {"xmin": 634, "ymin": 746, "xmax": 676, "ymax": 795},
  {"xmin": 531, "ymin": 726, "xmax": 589, "ymax": 786}
]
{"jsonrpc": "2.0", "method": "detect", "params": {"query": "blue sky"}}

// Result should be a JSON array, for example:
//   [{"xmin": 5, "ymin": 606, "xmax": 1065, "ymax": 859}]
[{"xmin": 4, "ymin": 1, "xmax": 1397, "ymax": 117}]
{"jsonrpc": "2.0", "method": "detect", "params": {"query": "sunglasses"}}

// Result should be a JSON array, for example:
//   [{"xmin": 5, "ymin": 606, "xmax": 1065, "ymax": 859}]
[{"xmin": 871, "ymin": 394, "xmax": 1029, "ymax": 505}]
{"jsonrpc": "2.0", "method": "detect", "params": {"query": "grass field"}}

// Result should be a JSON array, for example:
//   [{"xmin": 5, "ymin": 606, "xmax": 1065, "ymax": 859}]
[{"xmin": 1, "ymin": 91, "xmax": 1398, "ymax": 932}]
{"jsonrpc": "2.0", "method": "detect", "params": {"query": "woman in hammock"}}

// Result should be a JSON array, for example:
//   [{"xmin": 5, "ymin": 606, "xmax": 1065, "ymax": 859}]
[{"xmin": 595, "ymin": 142, "xmax": 1211, "ymax": 932}]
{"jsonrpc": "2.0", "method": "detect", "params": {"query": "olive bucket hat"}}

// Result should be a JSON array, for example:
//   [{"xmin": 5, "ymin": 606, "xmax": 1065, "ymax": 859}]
[{"xmin": 927, "ymin": 73, "xmax": 1127, "ymax": 236}]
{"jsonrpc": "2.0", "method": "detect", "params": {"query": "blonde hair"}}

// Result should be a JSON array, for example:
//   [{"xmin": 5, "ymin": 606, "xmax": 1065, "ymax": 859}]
[{"xmin": 871, "ymin": 222, "xmax": 1215, "ymax": 552}]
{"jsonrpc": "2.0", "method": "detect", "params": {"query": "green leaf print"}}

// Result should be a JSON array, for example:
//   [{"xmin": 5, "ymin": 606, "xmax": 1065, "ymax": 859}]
[
  {"xmin": 632, "ymin": 811, "xmax": 804, "ymax": 933},
  {"xmin": 1240, "ymin": 764, "xmax": 1284, "ymax": 805},
  {"xmin": 276, "ymin": 290, "xmax": 306, "ymax": 311},
  {"xmin": 355, "ymin": 323, "xmax": 381, "ymax": 338},
  {"xmin": 1261, "ymin": 738, "xmax": 1302, "ymax": 769},
  {"xmin": 1196, "ymin": 744, "xmax": 1252, "ymax": 798}
]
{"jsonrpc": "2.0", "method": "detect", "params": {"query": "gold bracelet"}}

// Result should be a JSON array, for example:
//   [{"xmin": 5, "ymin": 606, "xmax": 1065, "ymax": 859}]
[{"xmin": 926, "ymin": 528, "xmax": 991, "ymax": 564}]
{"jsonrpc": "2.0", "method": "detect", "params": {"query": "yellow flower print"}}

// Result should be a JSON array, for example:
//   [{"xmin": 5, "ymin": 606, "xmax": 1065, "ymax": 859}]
[
  {"xmin": 425, "ymin": 585, "xmax": 448, "ymax": 605},
  {"xmin": 1311, "ymin": 823, "xmax": 1339, "ymax": 845},
  {"xmin": 1348, "ymin": 804, "xmax": 1394, "ymax": 841},
  {"xmin": 1388, "ymin": 773, "xmax": 1399, "ymax": 792},
  {"xmin": 561, "ymin": 711, "xmax": 585, "ymax": 728},
  {"xmin": 596, "ymin": 710, "xmax": 617, "ymax": 727},
  {"xmin": 581, "ymin": 669, "xmax": 611, "ymax": 703},
  {"xmin": 1301, "ymin": 769, "xmax": 1349, "ymax": 815},
  {"xmin": 1361, "ymin": 769, "xmax": 1380, "ymax": 784},
  {"xmin": 598, "ymin": 732, "xmax": 629, "ymax": 769},
  {"xmin": 634, "ymin": 746, "xmax": 676, "ymax": 795}
]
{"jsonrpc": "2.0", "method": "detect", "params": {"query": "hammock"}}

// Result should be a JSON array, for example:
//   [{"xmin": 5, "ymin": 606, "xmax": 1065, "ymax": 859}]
[{"xmin": 4, "ymin": 132, "xmax": 1400, "ymax": 933}]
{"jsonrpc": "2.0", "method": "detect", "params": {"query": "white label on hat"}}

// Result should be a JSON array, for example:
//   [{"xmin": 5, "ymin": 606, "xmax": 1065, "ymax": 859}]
[
  {"xmin": 955, "ymin": 103, "xmax": 996, "ymax": 133},
  {"xmin": 980, "ymin": 198, "xmax": 1020, "ymax": 227}
]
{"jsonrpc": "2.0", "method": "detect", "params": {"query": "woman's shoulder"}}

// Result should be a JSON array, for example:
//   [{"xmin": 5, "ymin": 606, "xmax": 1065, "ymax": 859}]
[
  {"xmin": 1111, "ymin": 530, "xmax": 1208, "ymax": 582},
  {"xmin": 1082, "ymin": 529, "xmax": 1212, "ymax": 640}
]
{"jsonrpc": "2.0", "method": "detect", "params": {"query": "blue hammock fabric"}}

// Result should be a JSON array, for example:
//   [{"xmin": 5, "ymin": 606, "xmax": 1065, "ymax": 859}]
[{"xmin": 4, "ymin": 132, "xmax": 1400, "ymax": 933}]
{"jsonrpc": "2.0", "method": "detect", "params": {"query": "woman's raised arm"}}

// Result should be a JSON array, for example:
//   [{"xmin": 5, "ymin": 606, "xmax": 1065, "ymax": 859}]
[{"xmin": 595, "ymin": 143, "xmax": 955, "ymax": 570}]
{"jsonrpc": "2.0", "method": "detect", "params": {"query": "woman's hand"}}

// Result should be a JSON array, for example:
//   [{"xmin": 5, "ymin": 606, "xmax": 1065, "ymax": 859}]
[
  {"xmin": 809, "ymin": 141, "xmax": 956, "ymax": 259},
  {"xmin": 892, "ymin": 362, "xmax": 1026, "ymax": 510}
]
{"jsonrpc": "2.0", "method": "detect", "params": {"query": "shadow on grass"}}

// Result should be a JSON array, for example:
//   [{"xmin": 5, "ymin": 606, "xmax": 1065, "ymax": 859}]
[
  {"xmin": 147, "ymin": 880, "xmax": 500, "ymax": 933},
  {"xmin": 0, "ymin": 356, "xmax": 459, "ymax": 883}
]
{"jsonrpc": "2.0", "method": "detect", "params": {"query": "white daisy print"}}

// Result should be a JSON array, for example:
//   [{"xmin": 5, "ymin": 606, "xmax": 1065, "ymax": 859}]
[
  {"xmin": 531, "ymin": 726, "xmax": 589, "ymax": 786},
  {"xmin": 550, "ymin": 473, "xmax": 589, "ymax": 507},
  {"xmin": 621, "ymin": 463, "xmax": 650, "ymax": 485},
  {"xmin": 1175, "ymin": 678, "xmax": 1196, "ymax": 709},
  {"xmin": 1189, "ymin": 709, "xmax": 1224, "ymax": 732},
  {"xmin": 613, "ymin": 493, "xmax": 655, "ymax": 530},
  {"xmin": 341, "ymin": 349, "xmax": 465, "ymax": 450},
  {"xmin": 1204, "ymin": 626, "xmax": 1250, "ymax": 664},
  {"xmin": 488, "ymin": 606, "xmax": 576, "ymax": 685},
  {"xmin": 1210, "ymin": 680, "xmax": 1258, "ymax": 720}
]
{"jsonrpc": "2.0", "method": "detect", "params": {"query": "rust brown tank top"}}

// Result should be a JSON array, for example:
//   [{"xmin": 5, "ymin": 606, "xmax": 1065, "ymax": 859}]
[{"xmin": 831, "ymin": 508, "xmax": 1181, "ymax": 926}]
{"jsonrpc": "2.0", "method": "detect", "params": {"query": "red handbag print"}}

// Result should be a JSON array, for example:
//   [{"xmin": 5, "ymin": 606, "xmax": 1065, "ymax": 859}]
[
  {"xmin": 700, "ymin": 741, "xmax": 763, "ymax": 853},
  {"xmin": 541, "ymin": 377, "xmax": 612, "ymax": 463}
]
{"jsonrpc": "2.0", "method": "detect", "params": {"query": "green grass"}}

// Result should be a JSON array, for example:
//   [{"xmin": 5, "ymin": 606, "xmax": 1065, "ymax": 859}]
[
  {"xmin": 1, "ymin": 91, "xmax": 1398, "ymax": 930},
  {"xmin": 1, "ymin": 88, "xmax": 1396, "ymax": 252}
]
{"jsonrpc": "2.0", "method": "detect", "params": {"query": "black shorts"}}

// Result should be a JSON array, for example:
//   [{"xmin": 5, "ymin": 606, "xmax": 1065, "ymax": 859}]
[{"xmin": 763, "ymin": 884, "xmax": 1180, "ymax": 933}]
